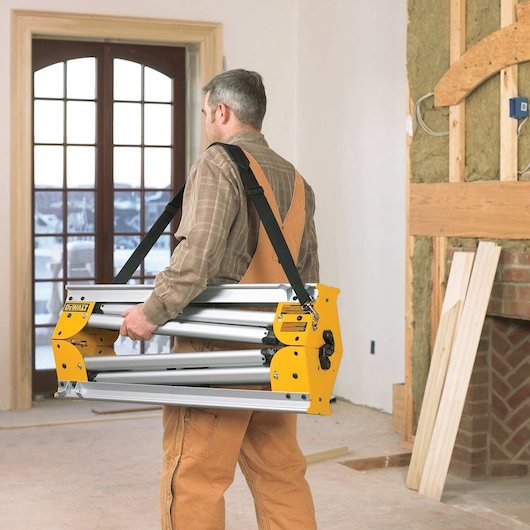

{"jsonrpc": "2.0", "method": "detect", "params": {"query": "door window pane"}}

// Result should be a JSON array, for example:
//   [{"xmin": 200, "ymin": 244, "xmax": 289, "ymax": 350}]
[
  {"xmin": 114, "ymin": 234, "xmax": 141, "ymax": 276},
  {"xmin": 114, "ymin": 102, "xmax": 142, "ymax": 144},
  {"xmin": 35, "ymin": 236, "xmax": 63, "ymax": 280},
  {"xmin": 34, "ymin": 100, "xmax": 64, "ymax": 143},
  {"xmin": 34, "ymin": 146, "xmax": 64, "ymax": 188},
  {"xmin": 145, "ymin": 66, "xmax": 172, "ymax": 102},
  {"xmin": 67, "ymin": 237, "xmax": 95, "ymax": 278},
  {"xmin": 145, "ymin": 148, "xmax": 171, "ymax": 188},
  {"xmin": 67, "ymin": 101, "xmax": 96, "ymax": 143},
  {"xmin": 35, "ymin": 281, "xmax": 64, "ymax": 324},
  {"xmin": 145, "ymin": 191, "xmax": 171, "ymax": 230},
  {"xmin": 114, "ymin": 147, "xmax": 142, "ymax": 188},
  {"xmin": 35, "ymin": 191, "xmax": 63, "ymax": 234},
  {"xmin": 145, "ymin": 103, "xmax": 172, "ymax": 145},
  {"xmin": 35, "ymin": 328, "xmax": 57, "ymax": 370},
  {"xmin": 67, "ymin": 191, "xmax": 95, "ymax": 233},
  {"xmin": 114, "ymin": 191, "xmax": 141, "ymax": 232},
  {"xmin": 145, "ymin": 236, "xmax": 171, "ymax": 277},
  {"xmin": 67, "ymin": 146, "xmax": 96, "ymax": 187},
  {"xmin": 114, "ymin": 58, "xmax": 142, "ymax": 101},
  {"xmin": 34, "ymin": 62, "xmax": 64, "ymax": 98},
  {"xmin": 67, "ymin": 57, "xmax": 96, "ymax": 100}
]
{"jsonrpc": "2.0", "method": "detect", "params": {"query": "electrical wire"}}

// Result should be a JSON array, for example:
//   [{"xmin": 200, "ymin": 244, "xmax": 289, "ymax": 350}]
[
  {"xmin": 413, "ymin": 92, "xmax": 449, "ymax": 137},
  {"xmin": 518, "ymin": 118, "xmax": 530, "ymax": 178}
]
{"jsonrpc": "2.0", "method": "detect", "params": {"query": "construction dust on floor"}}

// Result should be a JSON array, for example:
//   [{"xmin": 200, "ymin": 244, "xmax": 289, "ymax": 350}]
[{"xmin": 1, "ymin": 398, "xmax": 529, "ymax": 529}]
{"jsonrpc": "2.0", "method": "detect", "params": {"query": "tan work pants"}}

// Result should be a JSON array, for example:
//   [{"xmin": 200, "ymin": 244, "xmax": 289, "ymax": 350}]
[{"xmin": 159, "ymin": 338, "xmax": 317, "ymax": 530}]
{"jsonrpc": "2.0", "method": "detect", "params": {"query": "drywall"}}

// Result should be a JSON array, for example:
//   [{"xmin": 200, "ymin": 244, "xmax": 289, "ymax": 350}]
[
  {"xmin": 296, "ymin": 1, "xmax": 408, "ymax": 411},
  {"xmin": 0, "ymin": 0, "xmax": 408, "ymax": 413}
]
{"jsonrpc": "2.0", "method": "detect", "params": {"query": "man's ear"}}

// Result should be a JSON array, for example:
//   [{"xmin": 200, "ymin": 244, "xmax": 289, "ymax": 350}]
[{"xmin": 217, "ymin": 102, "xmax": 230, "ymax": 124}]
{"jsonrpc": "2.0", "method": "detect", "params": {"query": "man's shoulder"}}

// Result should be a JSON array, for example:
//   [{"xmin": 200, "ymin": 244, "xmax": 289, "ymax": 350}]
[{"xmin": 192, "ymin": 143, "xmax": 235, "ymax": 172}]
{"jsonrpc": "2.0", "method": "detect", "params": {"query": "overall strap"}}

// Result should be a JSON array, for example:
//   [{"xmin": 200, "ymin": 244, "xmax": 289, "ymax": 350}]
[
  {"xmin": 211, "ymin": 142, "xmax": 314, "ymax": 311},
  {"xmin": 240, "ymin": 150, "xmax": 305, "ymax": 284}
]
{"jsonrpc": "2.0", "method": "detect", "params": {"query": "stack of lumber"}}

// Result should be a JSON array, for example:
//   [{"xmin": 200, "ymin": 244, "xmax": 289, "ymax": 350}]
[{"xmin": 406, "ymin": 241, "xmax": 501, "ymax": 501}]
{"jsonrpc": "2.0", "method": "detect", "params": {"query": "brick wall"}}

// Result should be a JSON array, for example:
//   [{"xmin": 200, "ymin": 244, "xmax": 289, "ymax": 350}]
[{"xmin": 449, "ymin": 248, "xmax": 530, "ymax": 479}]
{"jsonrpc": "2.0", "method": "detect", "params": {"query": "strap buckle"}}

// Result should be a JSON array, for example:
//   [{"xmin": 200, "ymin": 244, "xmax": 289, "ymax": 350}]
[{"xmin": 302, "ymin": 299, "xmax": 320, "ymax": 331}]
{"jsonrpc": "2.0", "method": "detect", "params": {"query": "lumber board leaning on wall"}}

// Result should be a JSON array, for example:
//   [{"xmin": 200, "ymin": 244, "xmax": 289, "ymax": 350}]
[
  {"xmin": 418, "ymin": 241, "xmax": 501, "ymax": 501},
  {"xmin": 406, "ymin": 251, "xmax": 475, "ymax": 491}
]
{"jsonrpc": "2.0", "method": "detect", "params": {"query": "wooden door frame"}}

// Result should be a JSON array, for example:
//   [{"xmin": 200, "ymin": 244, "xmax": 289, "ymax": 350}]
[{"xmin": 7, "ymin": 10, "xmax": 222, "ymax": 410}]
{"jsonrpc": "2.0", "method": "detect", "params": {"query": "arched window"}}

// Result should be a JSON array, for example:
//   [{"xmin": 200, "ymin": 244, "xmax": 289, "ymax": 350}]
[{"xmin": 33, "ymin": 40, "xmax": 186, "ymax": 392}]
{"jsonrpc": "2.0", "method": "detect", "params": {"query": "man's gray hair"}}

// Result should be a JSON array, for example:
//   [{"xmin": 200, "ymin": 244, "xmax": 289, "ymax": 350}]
[{"xmin": 203, "ymin": 69, "xmax": 267, "ymax": 130}]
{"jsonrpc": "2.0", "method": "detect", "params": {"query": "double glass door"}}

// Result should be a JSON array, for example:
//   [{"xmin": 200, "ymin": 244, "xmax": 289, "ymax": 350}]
[{"xmin": 32, "ymin": 40, "xmax": 186, "ymax": 393}]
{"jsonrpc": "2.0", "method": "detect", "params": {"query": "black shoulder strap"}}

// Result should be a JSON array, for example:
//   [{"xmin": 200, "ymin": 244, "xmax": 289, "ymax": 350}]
[
  {"xmin": 112, "ymin": 186, "xmax": 185, "ymax": 284},
  {"xmin": 210, "ymin": 142, "xmax": 314, "ymax": 310}
]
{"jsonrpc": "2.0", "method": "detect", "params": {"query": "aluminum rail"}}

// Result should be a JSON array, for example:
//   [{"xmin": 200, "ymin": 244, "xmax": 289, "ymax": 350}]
[
  {"xmin": 57, "ymin": 381, "xmax": 311, "ymax": 413},
  {"xmin": 63, "ymin": 282, "xmax": 318, "ymax": 305}
]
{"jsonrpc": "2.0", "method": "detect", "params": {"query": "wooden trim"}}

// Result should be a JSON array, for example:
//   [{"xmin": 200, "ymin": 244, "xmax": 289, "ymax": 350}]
[
  {"xmin": 409, "ymin": 181, "xmax": 530, "ymax": 239},
  {"xmin": 9, "ymin": 10, "xmax": 222, "ymax": 410},
  {"xmin": 434, "ymin": 2, "xmax": 530, "ymax": 107}
]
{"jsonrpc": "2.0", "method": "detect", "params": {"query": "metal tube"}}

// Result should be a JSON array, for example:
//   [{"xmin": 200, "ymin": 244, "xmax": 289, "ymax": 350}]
[
  {"xmin": 87, "ymin": 314, "xmax": 270, "ymax": 343},
  {"xmin": 84, "ymin": 350, "xmax": 268, "ymax": 371},
  {"xmin": 93, "ymin": 366, "xmax": 271, "ymax": 385},
  {"xmin": 98, "ymin": 304, "xmax": 276, "ymax": 328}
]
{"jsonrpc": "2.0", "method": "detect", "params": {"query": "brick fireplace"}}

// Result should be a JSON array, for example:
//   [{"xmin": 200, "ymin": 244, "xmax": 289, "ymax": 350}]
[{"xmin": 450, "ymin": 248, "xmax": 530, "ymax": 479}]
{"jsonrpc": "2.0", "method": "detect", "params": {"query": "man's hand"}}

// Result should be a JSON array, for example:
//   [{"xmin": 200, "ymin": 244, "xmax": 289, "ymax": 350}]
[{"xmin": 120, "ymin": 303, "xmax": 158, "ymax": 341}]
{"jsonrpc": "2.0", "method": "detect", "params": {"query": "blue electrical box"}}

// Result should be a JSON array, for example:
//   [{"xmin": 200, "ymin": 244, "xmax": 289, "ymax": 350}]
[{"xmin": 509, "ymin": 97, "xmax": 529, "ymax": 118}]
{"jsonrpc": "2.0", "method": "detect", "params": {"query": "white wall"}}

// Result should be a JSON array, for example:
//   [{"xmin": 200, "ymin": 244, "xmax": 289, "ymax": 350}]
[
  {"xmin": 297, "ymin": 1, "xmax": 407, "ymax": 411},
  {"xmin": 0, "ymin": 0, "xmax": 407, "ymax": 412}
]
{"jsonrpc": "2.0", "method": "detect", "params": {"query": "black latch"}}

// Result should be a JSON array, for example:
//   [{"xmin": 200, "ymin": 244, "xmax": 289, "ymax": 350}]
[{"xmin": 319, "ymin": 330, "xmax": 335, "ymax": 370}]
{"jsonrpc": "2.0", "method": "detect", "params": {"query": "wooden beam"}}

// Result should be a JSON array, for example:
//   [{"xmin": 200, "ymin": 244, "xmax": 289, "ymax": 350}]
[
  {"xmin": 409, "ymin": 181, "xmax": 530, "ymax": 239},
  {"xmin": 449, "ymin": 0, "xmax": 466, "ymax": 183},
  {"xmin": 434, "ymin": 2, "xmax": 530, "ymax": 107},
  {"xmin": 500, "ymin": 0, "xmax": 519, "ymax": 182},
  {"xmin": 419, "ymin": 242, "xmax": 501, "ymax": 501},
  {"xmin": 404, "ymin": 82, "xmax": 415, "ymax": 444},
  {"xmin": 431, "ymin": 237, "xmax": 448, "ymax": 343},
  {"xmin": 406, "ymin": 250, "xmax": 475, "ymax": 491}
]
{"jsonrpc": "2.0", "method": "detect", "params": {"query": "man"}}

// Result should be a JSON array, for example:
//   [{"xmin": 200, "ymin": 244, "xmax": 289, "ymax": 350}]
[{"xmin": 120, "ymin": 69, "xmax": 319, "ymax": 529}]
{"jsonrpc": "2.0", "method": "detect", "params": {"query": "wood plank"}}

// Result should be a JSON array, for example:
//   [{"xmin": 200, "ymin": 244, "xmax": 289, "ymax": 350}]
[
  {"xmin": 435, "ymin": 3, "xmax": 530, "ymax": 106},
  {"xmin": 304, "ymin": 446, "xmax": 349, "ymax": 464},
  {"xmin": 500, "ymin": 0, "xmax": 518, "ymax": 182},
  {"xmin": 409, "ymin": 181, "xmax": 530, "ymax": 239},
  {"xmin": 342, "ymin": 452, "xmax": 411, "ymax": 472},
  {"xmin": 419, "ymin": 242, "xmax": 501, "ymax": 501},
  {"xmin": 407, "ymin": 303, "xmax": 460, "ymax": 490},
  {"xmin": 406, "ymin": 251, "xmax": 474, "ymax": 491}
]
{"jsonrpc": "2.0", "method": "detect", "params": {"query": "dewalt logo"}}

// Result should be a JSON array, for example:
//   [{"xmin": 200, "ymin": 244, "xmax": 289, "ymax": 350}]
[{"xmin": 64, "ymin": 302, "xmax": 90, "ymax": 312}]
